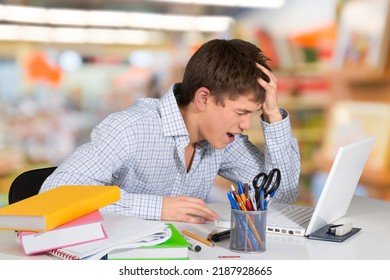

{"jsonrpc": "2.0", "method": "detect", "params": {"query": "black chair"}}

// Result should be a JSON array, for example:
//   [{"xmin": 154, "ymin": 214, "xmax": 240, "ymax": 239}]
[{"xmin": 8, "ymin": 167, "xmax": 57, "ymax": 204}]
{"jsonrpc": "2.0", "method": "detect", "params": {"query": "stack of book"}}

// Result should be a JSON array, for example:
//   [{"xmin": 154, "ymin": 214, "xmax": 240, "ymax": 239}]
[
  {"xmin": 0, "ymin": 185, "xmax": 172, "ymax": 259},
  {"xmin": 18, "ymin": 210, "xmax": 107, "ymax": 255},
  {"xmin": 0, "ymin": 185, "xmax": 120, "ymax": 255}
]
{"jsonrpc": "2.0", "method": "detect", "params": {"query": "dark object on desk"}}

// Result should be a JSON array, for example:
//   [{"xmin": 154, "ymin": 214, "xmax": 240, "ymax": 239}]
[
  {"xmin": 188, "ymin": 241, "xmax": 202, "ymax": 252},
  {"xmin": 209, "ymin": 229, "xmax": 230, "ymax": 242},
  {"xmin": 8, "ymin": 166, "xmax": 57, "ymax": 204},
  {"xmin": 307, "ymin": 224, "xmax": 361, "ymax": 242}
]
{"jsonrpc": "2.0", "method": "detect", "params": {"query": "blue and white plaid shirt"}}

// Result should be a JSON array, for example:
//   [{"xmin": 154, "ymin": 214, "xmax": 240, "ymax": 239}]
[{"xmin": 41, "ymin": 84, "xmax": 300, "ymax": 220}]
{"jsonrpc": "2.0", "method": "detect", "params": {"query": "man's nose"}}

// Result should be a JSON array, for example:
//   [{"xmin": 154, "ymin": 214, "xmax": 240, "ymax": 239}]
[{"xmin": 238, "ymin": 114, "xmax": 251, "ymax": 131}]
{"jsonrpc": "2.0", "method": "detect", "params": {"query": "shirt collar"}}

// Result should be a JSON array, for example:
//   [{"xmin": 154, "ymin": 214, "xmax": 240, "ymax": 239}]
[
  {"xmin": 159, "ymin": 84, "xmax": 189, "ymax": 139},
  {"xmin": 159, "ymin": 84, "xmax": 212, "ymax": 152}
]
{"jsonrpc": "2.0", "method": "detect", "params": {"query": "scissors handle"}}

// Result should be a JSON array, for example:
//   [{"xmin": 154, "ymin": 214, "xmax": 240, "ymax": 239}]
[
  {"xmin": 252, "ymin": 173, "xmax": 265, "ymax": 203},
  {"xmin": 263, "ymin": 168, "xmax": 281, "ymax": 196}
]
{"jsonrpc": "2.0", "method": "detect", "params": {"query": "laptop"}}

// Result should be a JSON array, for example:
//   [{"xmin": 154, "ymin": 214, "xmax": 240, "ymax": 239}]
[{"xmin": 215, "ymin": 136, "xmax": 375, "ymax": 237}]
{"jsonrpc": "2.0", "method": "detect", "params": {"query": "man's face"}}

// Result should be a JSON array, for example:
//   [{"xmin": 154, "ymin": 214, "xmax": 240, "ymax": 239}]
[{"xmin": 200, "ymin": 94, "xmax": 261, "ymax": 149}]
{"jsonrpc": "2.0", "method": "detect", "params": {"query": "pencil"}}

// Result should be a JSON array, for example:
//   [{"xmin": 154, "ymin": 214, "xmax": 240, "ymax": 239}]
[{"xmin": 182, "ymin": 229, "xmax": 214, "ymax": 247}]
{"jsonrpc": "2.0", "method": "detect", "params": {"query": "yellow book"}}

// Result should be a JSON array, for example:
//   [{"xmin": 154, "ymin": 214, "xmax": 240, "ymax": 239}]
[{"xmin": 0, "ymin": 185, "xmax": 120, "ymax": 232}]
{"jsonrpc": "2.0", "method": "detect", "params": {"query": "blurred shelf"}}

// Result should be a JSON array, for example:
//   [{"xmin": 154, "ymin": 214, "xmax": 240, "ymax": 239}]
[
  {"xmin": 279, "ymin": 95, "xmax": 331, "ymax": 110},
  {"xmin": 293, "ymin": 128, "xmax": 323, "ymax": 142},
  {"xmin": 327, "ymin": 69, "xmax": 390, "ymax": 85}
]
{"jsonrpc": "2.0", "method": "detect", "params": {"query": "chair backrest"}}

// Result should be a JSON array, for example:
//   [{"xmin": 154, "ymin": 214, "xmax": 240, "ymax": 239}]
[{"xmin": 8, "ymin": 167, "xmax": 57, "ymax": 204}]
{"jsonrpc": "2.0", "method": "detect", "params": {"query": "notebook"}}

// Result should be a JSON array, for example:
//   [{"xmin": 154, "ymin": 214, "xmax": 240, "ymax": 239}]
[
  {"xmin": 107, "ymin": 224, "xmax": 190, "ymax": 260},
  {"xmin": 48, "ymin": 211, "xmax": 171, "ymax": 260},
  {"xmin": 216, "ymin": 136, "xmax": 375, "ymax": 237}
]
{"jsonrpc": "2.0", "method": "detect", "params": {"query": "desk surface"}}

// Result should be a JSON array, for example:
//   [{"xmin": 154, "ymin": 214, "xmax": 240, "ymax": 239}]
[{"xmin": 1, "ymin": 195, "xmax": 389, "ymax": 260}]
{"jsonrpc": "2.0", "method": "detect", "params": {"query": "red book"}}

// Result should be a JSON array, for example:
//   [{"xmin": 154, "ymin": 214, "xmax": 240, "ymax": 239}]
[{"xmin": 19, "ymin": 210, "xmax": 107, "ymax": 255}]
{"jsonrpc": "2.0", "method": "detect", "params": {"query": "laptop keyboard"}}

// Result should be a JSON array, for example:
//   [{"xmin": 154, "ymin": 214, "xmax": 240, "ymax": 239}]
[{"xmin": 268, "ymin": 203, "xmax": 314, "ymax": 229}]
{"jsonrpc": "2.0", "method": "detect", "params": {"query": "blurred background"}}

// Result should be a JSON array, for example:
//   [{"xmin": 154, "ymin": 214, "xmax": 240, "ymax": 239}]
[{"xmin": 0, "ymin": 0, "xmax": 389, "ymax": 207}]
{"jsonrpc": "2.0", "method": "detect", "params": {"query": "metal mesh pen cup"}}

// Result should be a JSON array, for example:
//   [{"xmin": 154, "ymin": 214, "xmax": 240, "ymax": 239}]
[{"xmin": 229, "ymin": 209, "xmax": 267, "ymax": 253}]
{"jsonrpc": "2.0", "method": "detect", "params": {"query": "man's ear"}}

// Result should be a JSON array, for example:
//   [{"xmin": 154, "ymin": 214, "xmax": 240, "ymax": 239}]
[{"xmin": 194, "ymin": 87, "xmax": 211, "ymax": 111}]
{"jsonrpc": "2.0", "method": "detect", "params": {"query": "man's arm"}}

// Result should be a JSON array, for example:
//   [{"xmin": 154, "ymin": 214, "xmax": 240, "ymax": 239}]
[
  {"xmin": 40, "ymin": 114, "xmax": 219, "ymax": 222},
  {"xmin": 260, "ymin": 109, "xmax": 300, "ymax": 203},
  {"xmin": 218, "ymin": 64, "xmax": 300, "ymax": 203}
]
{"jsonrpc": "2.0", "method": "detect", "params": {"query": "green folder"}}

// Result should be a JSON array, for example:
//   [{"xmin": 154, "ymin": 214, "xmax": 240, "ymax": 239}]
[{"xmin": 108, "ymin": 224, "xmax": 190, "ymax": 260}]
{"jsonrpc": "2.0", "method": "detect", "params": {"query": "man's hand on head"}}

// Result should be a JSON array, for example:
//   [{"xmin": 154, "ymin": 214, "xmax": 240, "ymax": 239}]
[{"xmin": 257, "ymin": 63, "xmax": 283, "ymax": 124}]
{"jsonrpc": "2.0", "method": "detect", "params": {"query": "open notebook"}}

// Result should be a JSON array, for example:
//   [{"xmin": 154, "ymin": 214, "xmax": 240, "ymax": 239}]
[
  {"xmin": 48, "ymin": 211, "xmax": 171, "ymax": 260},
  {"xmin": 216, "ymin": 136, "xmax": 375, "ymax": 237}
]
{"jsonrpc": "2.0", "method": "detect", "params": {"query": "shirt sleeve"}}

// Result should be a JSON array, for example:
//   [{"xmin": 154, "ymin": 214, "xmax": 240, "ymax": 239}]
[
  {"xmin": 41, "ymin": 170, "xmax": 164, "ymax": 220},
  {"xmin": 260, "ymin": 108, "xmax": 300, "ymax": 203},
  {"xmin": 219, "ymin": 108, "xmax": 300, "ymax": 204},
  {"xmin": 40, "ymin": 113, "xmax": 165, "ymax": 220}
]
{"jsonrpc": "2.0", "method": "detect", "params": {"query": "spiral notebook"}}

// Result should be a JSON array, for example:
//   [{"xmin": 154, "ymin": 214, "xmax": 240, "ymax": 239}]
[{"xmin": 48, "ymin": 211, "xmax": 172, "ymax": 260}]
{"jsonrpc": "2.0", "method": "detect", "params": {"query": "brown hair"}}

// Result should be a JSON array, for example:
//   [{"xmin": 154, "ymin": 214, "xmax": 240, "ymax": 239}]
[{"xmin": 177, "ymin": 39, "xmax": 271, "ymax": 106}]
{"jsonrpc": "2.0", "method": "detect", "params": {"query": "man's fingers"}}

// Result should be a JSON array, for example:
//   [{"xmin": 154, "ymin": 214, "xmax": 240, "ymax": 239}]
[
  {"xmin": 183, "ymin": 198, "xmax": 220, "ymax": 221},
  {"xmin": 161, "ymin": 196, "xmax": 220, "ymax": 223},
  {"xmin": 256, "ymin": 63, "xmax": 277, "ymax": 84}
]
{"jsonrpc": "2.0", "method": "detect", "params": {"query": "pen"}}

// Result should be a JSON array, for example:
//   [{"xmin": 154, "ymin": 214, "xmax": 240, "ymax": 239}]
[
  {"xmin": 248, "ymin": 184, "xmax": 257, "ymax": 211},
  {"xmin": 237, "ymin": 181, "xmax": 245, "ymax": 195},
  {"xmin": 244, "ymin": 183, "xmax": 249, "ymax": 198},
  {"xmin": 227, "ymin": 191, "xmax": 239, "ymax": 210},
  {"xmin": 237, "ymin": 181, "xmax": 247, "ymax": 203},
  {"xmin": 184, "ymin": 237, "xmax": 202, "ymax": 252},
  {"xmin": 234, "ymin": 192, "xmax": 247, "ymax": 211},
  {"xmin": 258, "ymin": 189, "xmax": 265, "ymax": 210},
  {"xmin": 209, "ymin": 229, "xmax": 230, "ymax": 242},
  {"xmin": 230, "ymin": 185, "xmax": 239, "ymax": 200},
  {"xmin": 263, "ymin": 190, "xmax": 275, "ymax": 210},
  {"xmin": 245, "ymin": 198, "xmax": 253, "ymax": 211},
  {"xmin": 182, "ymin": 230, "xmax": 214, "ymax": 247}
]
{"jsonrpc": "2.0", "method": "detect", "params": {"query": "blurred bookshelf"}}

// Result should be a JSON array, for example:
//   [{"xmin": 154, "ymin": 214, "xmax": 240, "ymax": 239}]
[{"xmin": 1, "ymin": 0, "xmax": 390, "ymax": 208}]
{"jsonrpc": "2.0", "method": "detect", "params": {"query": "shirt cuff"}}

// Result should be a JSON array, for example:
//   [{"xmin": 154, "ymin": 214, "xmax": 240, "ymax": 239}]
[
  {"xmin": 260, "ymin": 108, "xmax": 293, "ymax": 151},
  {"xmin": 132, "ymin": 194, "xmax": 163, "ymax": 220},
  {"xmin": 105, "ymin": 192, "xmax": 164, "ymax": 221}
]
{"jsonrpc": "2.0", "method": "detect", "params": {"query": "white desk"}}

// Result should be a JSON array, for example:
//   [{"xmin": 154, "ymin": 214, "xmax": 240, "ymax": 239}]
[
  {"xmin": 177, "ymin": 195, "xmax": 390, "ymax": 260},
  {"xmin": 1, "ymin": 195, "xmax": 390, "ymax": 260}
]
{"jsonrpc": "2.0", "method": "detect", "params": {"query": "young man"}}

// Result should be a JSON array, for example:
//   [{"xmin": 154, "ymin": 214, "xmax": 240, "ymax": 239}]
[{"xmin": 41, "ymin": 39, "xmax": 300, "ymax": 223}]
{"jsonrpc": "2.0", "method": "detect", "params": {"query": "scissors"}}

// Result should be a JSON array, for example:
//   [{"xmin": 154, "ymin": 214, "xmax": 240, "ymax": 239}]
[{"xmin": 252, "ymin": 168, "xmax": 281, "ymax": 209}]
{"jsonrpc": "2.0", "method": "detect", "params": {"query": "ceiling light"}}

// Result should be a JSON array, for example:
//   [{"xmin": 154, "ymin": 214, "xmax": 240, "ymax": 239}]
[
  {"xmin": 0, "ymin": 4, "xmax": 234, "ymax": 33},
  {"xmin": 0, "ymin": 4, "xmax": 46, "ymax": 24},
  {"xmin": 0, "ymin": 24, "xmax": 20, "ymax": 40},
  {"xmin": 0, "ymin": 24, "xmax": 165, "ymax": 45},
  {"xmin": 149, "ymin": 0, "xmax": 285, "ymax": 9},
  {"xmin": 46, "ymin": 8, "xmax": 88, "ymax": 26},
  {"xmin": 87, "ymin": 11, "xmax": 128, "ymax": 27},
  {"xmin": 125, "ymin": 13, "xmax": 233, "ymax": 32}
]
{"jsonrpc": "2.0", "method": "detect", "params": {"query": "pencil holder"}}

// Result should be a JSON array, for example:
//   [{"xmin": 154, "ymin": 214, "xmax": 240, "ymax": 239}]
[{"xmin": 229, "ymin": 209, "xmax": 267, "ymax": 253}]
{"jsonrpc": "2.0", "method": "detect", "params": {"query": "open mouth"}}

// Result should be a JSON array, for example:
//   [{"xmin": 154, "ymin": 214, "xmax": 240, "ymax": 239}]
[{"xmin": 227, "ymin": 132, "xmax": 235, "ymax": 142}]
